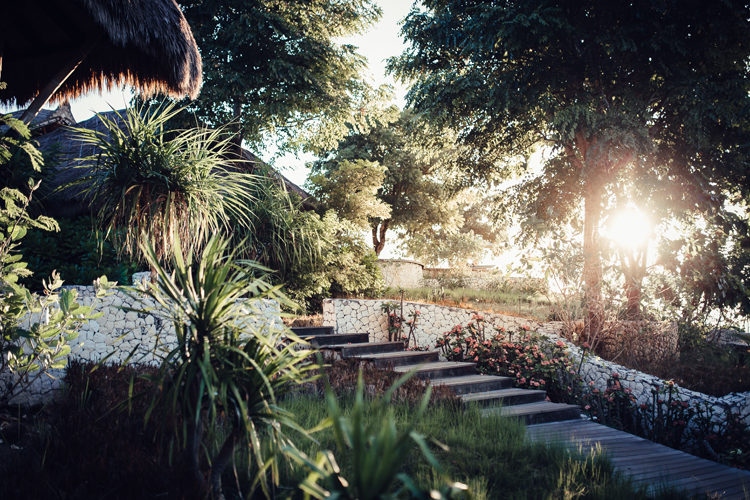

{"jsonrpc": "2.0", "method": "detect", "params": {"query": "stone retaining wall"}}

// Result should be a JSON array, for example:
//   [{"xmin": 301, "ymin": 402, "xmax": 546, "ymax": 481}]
[
  {"xmin": 4, "ymin": 279, "xmax": 281, "ymax": 406},
  {"xmin": 536, "ymin": 323, "xmax": 750, "ymax": 426},
  {"xmin": 322, "ymin": 298, "xmax": 542, "ymax": 350},
  {"xmin": 323, "ymin": 298, "xmax": 750, "ymax": 426}
]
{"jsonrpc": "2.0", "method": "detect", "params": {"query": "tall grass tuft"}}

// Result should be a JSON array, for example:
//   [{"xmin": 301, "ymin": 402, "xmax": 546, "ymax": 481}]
[{"xmin": 68, "ymin": 102, "xmax": 257, "ymax": 264}]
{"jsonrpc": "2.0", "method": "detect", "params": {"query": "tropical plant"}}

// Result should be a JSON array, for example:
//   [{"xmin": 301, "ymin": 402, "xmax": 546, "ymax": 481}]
[
  {"xmin": 233, "ymin": 178, "xmax": 383, "ymax": 311},
  {"xmin": 290, "ymin": 371, "xmax": 469, "ymax": 500},
  {"xmin": 69, "ymin": 102, "xmax": 256, "ymax": 265},
  {"xmin": 0, "ymin": 113, "xmax": 114, "ymax": 406},
  {"xmin": 133, "ymin": 234, "xmax": 315, "ymax": 499}
]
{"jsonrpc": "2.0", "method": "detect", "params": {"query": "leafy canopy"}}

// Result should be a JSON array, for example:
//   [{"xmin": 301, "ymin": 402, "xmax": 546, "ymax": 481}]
[
  {"xmin": 181, "ymin": 0, "xmax": 381, "ymax": 151},
  {"xmin": 390, "ymin": 0, "xmax": 750, "ymax": 323},
  {"xmin": 308, "ymin": 109, "xmax": 467, "ymax": 256}
]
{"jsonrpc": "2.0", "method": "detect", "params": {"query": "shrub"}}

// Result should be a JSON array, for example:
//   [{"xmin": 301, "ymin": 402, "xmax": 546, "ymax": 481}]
[
  {"xmin": 0, "ymin": 361, "xmax": 173, "ymax": 498},
  {"xmin": 135, "ymin": 234, "xmax": 315, "ymax": 498},
  {"xmin": 436, "ymin": 318, "xmax": 580, "ymax": 403},
  {"xmin": 20, "ymin": 216, "xmax": 140, "ymax": 289}
]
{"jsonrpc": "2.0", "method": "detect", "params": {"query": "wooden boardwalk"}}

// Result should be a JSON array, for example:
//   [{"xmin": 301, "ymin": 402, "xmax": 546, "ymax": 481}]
[{"xmin": 526, "ymin": 420, "xmax": 750, "ymax": 499}]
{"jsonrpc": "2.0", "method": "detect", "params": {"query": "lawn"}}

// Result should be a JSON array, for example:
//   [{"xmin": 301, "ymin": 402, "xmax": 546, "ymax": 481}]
[{"xmin": 275, "ymin": 395, "xmax": 689, "ymax": 500}]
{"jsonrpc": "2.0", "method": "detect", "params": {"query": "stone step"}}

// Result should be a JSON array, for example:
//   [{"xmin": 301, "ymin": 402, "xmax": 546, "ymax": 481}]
[
  {"xmin": 352, "ymin": 350, "xmax": 439, "ymax": 368},
  {"xmin": 327, "ymin": 341, "xmax": 406, "ymax": 357},
  {"xmin": 483, "ymin": 402, "xmax": 581, "ymax": 425},
  {"xmin": 303, "ymin": 333, "xmax": 369, "ymax": 346},
  {"xmin": 290, "ymin": 326, "xmax": 334, "ymax": 336},
  {"xmin": 430, "ymin": 374, "xmax": 513, "ymax": 395},
  {"xmin": 394, "ymin": 361, "xmax": 477, "ymax": 379},
  {"xmin": 461, "ymin": 388, "xmax": 547, "ymax": 407}
]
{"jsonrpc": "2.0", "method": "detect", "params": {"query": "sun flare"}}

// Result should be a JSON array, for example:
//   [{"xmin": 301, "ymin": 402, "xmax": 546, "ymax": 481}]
[{"xmin": 604, "ymin": 207, "xmax": 652, "ymax": 251}]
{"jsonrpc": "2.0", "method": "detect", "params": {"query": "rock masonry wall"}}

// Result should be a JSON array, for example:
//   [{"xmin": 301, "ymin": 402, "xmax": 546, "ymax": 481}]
[
  {"xmin": 5, "ymin": 275, "xmax": 281, "ymax": 406},
  {"xmin": 323, "ymin": 298, "xmax": 750, "ymax": 426}
]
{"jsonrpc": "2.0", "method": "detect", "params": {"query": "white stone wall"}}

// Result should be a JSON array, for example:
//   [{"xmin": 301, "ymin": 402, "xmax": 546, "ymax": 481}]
[
  {"xmin": 535, "ymin": 322, "xmax": 750, "ymax": 426},
  {"xmin": 377, "ymin": 259, "xmax": 424, "ymax": 289},
  {"xmin": 323, "ymin": 298, "xmax": 750, "ymax": 427},
  {"xmin": 322, "ymin": 298, "xmax": 541, "ymax": 349},
  {"xmin": 5, "ymin": 281, "xmax": 281, "ymax": 406}
]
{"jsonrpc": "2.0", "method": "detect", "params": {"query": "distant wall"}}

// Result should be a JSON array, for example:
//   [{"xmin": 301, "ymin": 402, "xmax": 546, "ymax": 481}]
[
  {"xmin": 3, "ymin": 276, "xmax": 281, "ymax": 406},
  {"xmin": 422, "ymin": 267, "xmax": 546, "ymax": 292},
  {"xmin": 377, "ymin": 259, "xmax": 424, "ymax": 289}
]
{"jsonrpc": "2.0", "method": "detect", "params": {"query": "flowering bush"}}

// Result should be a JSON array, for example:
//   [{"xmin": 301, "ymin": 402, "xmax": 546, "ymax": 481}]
[
  {"xmin": 436, "ymin": 320, "xmax": 750, "ymax": 468},
  {"xmin": 436, "ymin": 320, "xmax": 580, "ymax": 402},
  {"xmin": 381, "ymin": 302, "xmax": 402, "ymax": 342}
]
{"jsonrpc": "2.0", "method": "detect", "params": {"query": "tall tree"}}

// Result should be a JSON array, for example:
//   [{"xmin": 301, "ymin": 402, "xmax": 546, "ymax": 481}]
[
  {"xmin": 308, "ymin": 109, "xmax": 460, "ymax": 255},
  {"xmin": 391, "ymin": 1, "xmax": 750, "ymax": 336},
  {"xmin": 181, "ymin": 0, "xmax": 381, "ymax": 151}
]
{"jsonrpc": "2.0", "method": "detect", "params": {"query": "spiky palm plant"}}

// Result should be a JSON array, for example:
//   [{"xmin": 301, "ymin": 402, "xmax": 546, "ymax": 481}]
[
  {"xmin": 69, "ymin": 103, "xmax": 255, "ymax": 265},
  {"xmin": 136, "ymin": 234, "xmax": 316, "ymax": 499}
]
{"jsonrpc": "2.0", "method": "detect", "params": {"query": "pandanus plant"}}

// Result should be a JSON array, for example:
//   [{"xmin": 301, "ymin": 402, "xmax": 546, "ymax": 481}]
[
  {"xmin": 69, "ymin": 102, "xmax": 256, "ymax": 268},
  {"xmin": 134, "ymin": 234, "xmax": 316, "ymax": 499}
]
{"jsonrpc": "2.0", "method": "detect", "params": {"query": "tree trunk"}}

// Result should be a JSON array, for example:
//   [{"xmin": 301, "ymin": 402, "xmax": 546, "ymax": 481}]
[
  {"xmin": 621, "ymin": 247, "xmax": 647, "ymax": 320},
  {"xmin": 208, "ymin": 425, "xmax": 241, "ymax": 500},
  {"xmin": 624, "ymin": 278, "xmax": 642, "ymax": 319},
  {"xmin": 232, "ymin": 101, "xmax": 244, "ymax": 162},
  {"xmin": 371, "ymin": 219, "xmax": 389, "ymax": 256},
  {"xmin": 582, "ymin": 178, "xmax": 604, "ymax": 344}
]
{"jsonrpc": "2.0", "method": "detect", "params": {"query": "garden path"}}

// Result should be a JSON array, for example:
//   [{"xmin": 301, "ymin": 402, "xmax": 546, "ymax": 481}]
[{"xmin": 527, "ymin": 419, "xmax": 750, "ymax": 499}]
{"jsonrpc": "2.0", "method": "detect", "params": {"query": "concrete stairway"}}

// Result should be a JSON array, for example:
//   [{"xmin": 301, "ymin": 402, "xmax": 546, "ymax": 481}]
[{"xmin": 291, "ymin": 327, "xmax": 580, "ymax": 425}]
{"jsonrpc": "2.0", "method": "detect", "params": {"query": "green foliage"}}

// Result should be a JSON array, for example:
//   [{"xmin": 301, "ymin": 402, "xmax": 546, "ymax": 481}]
[
  {"xmin": 391, "ymin": 0, "xmax": 750, "ymax": 329},
  {"xmin": 290, "ymin": 372, "xmax": 468, "ymax": 500},
  {"xmin": 233, "ymin": 176, "xmax": 383, "ymax": 311},
  {"xmin": 19, "ymin": 216, "xmax": 140, "ymax": 289},
  {"xmin": 284, "ymin": 211, "xmax": 383, "ymax": 309},
  {"xmin": 69, "ymin": 103, "xmax": 256, "ymax": 264},
  {"xmin": 181, "ymin": 0, "xmax": 381, "ymax": 151},
  {"xmin": 283, "ymin": 394, "xmax": 666, "ymax": 500},
  {"xmin": 133, "ymin": 234, "xmax": 315, "ymax": 498},
  {"xmin": 0, "ymin": 114, "xmax": 114, "ymax": 406},
  {"xmin": 307, "ymin": 158, "xmax": 391, "ymax": 227},
  {"xmin": 309, "ymin": 109, "xmax": 495, "ymax": 258}
]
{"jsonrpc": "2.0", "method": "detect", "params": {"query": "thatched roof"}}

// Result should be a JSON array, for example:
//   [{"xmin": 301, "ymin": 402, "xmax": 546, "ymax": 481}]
[
  {"xmin": 0, "ymin": 0, "xmax": 202, "ymax": 107},
  {"xmin": 32, "ymin": 108, "xmax": 314, "ymax": 218}
]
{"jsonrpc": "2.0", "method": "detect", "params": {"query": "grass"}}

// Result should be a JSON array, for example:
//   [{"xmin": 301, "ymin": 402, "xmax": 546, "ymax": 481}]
[
  {"xmin": 382, "ymin": 286, "xmax": 555, "ymax": 321},
  {"xmin": 276, "ymin": 395, "xmax": 691, "ymax": 500}
]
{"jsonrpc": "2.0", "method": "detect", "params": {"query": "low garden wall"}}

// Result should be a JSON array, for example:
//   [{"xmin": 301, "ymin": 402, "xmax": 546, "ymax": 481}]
[
  {"xmin": 4, "ymin": 276, "xmax": 281, "ymax": 406},
  {"xmin": 322, "ymin": 298, "xmax": 543, "ymax": 349},
  {"xmin": 323, "ymin": 298, "xmax": 750, "ymax": 426}
]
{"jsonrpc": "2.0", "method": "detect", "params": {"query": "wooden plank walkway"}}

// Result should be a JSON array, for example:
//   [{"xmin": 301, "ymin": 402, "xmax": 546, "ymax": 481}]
[{"xmin": 526, "ymin": 420, "xmax": 750, "ymax": 499}]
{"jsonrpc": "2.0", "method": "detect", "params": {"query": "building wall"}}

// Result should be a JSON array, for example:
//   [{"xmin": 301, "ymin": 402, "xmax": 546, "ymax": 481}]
[{"xmin": 377, "ymin": 259, "xmax": 424, "ymax": 289}]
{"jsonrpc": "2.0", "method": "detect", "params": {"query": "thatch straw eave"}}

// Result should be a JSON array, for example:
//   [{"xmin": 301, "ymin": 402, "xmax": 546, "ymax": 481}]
[{"xmin": 0, "ymin": 0, "xmax": 202, "ymax": 124}]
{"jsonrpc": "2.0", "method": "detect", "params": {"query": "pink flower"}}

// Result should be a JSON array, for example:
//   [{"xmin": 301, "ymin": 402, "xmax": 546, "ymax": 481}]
[{"xmin": 453, "ymin": 347, "xmax": 461, "ymax": 353}]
